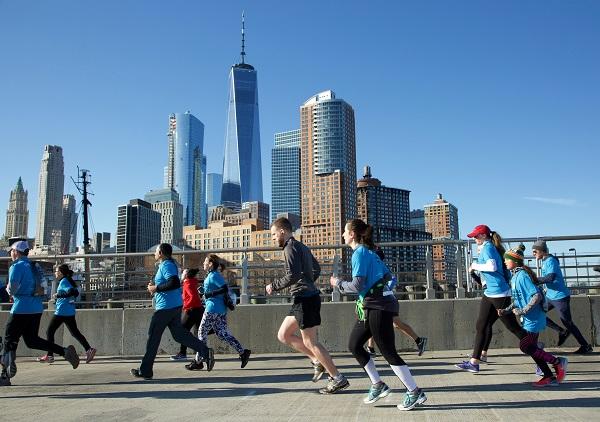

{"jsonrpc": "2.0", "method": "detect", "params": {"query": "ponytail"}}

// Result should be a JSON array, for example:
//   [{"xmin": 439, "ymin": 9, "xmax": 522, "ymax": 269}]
[
  {"xmin": 347, "ymin": 219, "xmax": 375, "ymax": 250},
  {"xmin": 57, "ymin": 263, "xmax": 77, "ymax": 288},
  {"xmin": 522, "ymin": 265, "xmax": 539, "ymax": 284},
  {"xmin": 490, "ymin": 230, "xmax": 506, "ymax": 257}
]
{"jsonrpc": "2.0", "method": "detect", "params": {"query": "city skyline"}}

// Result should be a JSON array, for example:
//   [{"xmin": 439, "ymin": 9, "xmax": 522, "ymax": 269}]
[{"xmin": 1, "ymin": 2, "xmax": 599, "ymax": 252}]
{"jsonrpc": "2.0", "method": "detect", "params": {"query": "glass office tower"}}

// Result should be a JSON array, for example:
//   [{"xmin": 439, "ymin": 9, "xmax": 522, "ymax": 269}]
[
  {"xmin": 221, "ymin": 15, "xmax": 263, "ymax": 210},
  {"xmin": 271, "ymin": 129, "xmax": 301, "ymax": 222}
]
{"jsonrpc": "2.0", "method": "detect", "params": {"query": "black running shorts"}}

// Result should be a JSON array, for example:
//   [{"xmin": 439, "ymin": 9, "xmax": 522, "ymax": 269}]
[{"xmin": 289, "ymin": 293, "xmax": 321, "ymax": 329}]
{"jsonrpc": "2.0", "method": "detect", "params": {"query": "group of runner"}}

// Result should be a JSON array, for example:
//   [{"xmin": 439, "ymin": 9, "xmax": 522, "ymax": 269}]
[{"xmin": 0, "ymin": 219, "xmax": 594, "ymax": 410}]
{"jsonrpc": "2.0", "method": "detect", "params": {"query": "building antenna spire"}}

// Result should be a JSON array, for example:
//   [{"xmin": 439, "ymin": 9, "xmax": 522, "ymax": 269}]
[{"xmin": 240, "ymin": 11, "xmax": 246, "ymax": 64}]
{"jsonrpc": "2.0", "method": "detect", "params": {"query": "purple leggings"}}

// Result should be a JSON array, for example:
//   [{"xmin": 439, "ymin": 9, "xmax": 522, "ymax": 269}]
[{"xmin": 519, "ymin": 331, "xmax": 558, "ymax": 378}]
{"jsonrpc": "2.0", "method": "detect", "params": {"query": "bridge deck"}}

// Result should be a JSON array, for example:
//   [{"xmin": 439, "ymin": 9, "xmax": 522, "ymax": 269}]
[{"xmin": 2, "ymin": 348, "xmax": 598, "ymax": 421}]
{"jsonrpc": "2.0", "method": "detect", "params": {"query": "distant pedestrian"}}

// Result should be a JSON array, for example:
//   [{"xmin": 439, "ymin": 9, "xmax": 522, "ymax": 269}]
[
  {"xmin": 37, "ymin": 264, "xmax": 97, "ymax": 364},
  {"xmin": 185, "ymin": 255, "xmax": 250, "ymax": 371},
  {"xmin": 170, "ymin": 268, "xmax": 205, "ymax": 361},
  {"xmin": 456, "ymin": 225, "xmax": 524, "ymax": 373},
  {"xmin": 130, "ymin": 243, "xmax": 214, "ymax": 380},
  {"xmin": 498, "ymin": 244, "xmax": 568, "ymax": 387},
  {"xmin": 532, "ymin": 240, "xmax": 593, "ymax": 354},
  {"xmin": 267, "ymin": 217, "xmax": 349, "ymax": 394},
  {"xmin": 331, "ymin": 219, "xmax": 426, "ymax": 411},
  {"xmin": 1, "ymin": 241, "xmax": 79, "ymax": 386}
]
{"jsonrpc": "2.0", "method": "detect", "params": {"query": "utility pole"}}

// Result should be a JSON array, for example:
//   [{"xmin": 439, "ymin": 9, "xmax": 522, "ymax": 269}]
[{"xmin": 71, "ymin": 168, "xmax": 93, "ymax": 306}]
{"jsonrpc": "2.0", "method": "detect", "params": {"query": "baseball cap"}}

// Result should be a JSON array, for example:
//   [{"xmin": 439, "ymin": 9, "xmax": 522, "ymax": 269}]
[
  {"xmin": 10, "ymin": 240, "xmax": 30, "ymax": 253},
  {"xmin": 467, "ymin": 225, "xmax": 491, "ymax": 238}
]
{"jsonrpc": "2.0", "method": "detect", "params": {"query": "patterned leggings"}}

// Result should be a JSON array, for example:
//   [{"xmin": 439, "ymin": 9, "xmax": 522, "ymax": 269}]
[
  {"xmin": 196, "ymin": 312, "xmax": 244, "ymax": 360},
  {"xmin": 520, "ymin": 331, "xmax": 558, "ymax": 378}
]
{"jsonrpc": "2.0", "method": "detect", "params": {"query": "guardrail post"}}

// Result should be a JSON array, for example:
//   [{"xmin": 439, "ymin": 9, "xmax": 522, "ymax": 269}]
[
  {"xmin": 331, "ymin": 253, "xmax": 341, "ymax": 302},
  {"xmin": 240, "ymin": 253, "xmax": 249, "ymax": 304},
  {"xmin": 425, "ymin": 245, "xmax": 436, "ymax": 299},
  {"xmin": 455, "ymin": 245, "xmax": 465, "ymax": 298}
]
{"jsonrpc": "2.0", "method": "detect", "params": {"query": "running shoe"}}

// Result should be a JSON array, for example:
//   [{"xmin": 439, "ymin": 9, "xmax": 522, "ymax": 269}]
[
  {"xmin": 553, "ymin": 357, "xmax": 568, "ymax": 382},
  {"xmin": 398, "ymin": 388, "xmax": 427, "ymax": 411},
  {"xmin": 169, "ymin": 353, "xmax": 188, "ymax": 361},
  {"xmin": 0, "ymin": 374, "xmax": 10, "ymax": 387},
  {"xmin": 465, "ymin": 353, "xmax": 487, "ymax": 363},
  {"xmin": 63, "ymin": 345, "xmax": 80, "ymax": 369},
  {"xmin": 185, "ymin": 360, "xmax": 204, "ymax": 371},
  {"xmin": 37, "ymin": 354, "xmax": 55, "ymax": 363},
  {"xmin": 557, "ymin": 330, "xmax": 571, "ymax": 347},
  {"xmin": 130, "ymin": 368, "xmax": 152, "ymax": 380},
  {"xmin": 205, "ymin": 348, "xmax": 215, "ymax": 372},
  {"xmin": 239, "ymin": 349, "xmax": 251, "ymax": 368},
  {"xmin": 535, "ymin": 365, "xmax": 544, "ymax": 377},
  {"xmin": 416, "ymin": 337, "xmax": 428, "ymax": 356},
  {"xmin": 532, "ymin": 376, "xmax": 558, "ymax": 387},
  {"xmin": 1, "ymin": 349, "xmax": 17, "ymax": 378},
  {"xmin": 363, "ymin": 381, "xmax": 391, "ymax": 404},
  {"xmin": 366, "ymin": 346, "xmax": 376, "ymax": 357},
  {"xmin": 319, "ymin": 375, "xmax": 350, "ymax": 394},
  {"xmin": 85, "ymin": 348, "xmax": 97, "ymax": 364},
  {"xmin": 573, "ymin": 344, "xmax": 593, "ymax": 355},
  {"xmin": 455, "ymin": 361, "xmax": 479, "ymax": 373},
  {"xmin": 312, "ymin": 361, "xmax": 326, "ymax": 383}
]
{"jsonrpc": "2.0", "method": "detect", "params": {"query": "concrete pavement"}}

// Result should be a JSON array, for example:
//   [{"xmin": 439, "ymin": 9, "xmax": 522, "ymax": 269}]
[{"xmin": 2, "ymin": 348, "xmax": 598, "ymax": 421}]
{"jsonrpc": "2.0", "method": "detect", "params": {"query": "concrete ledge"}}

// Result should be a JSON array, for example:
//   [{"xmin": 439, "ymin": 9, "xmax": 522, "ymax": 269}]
[{"xmin": 2, "ymin": 296, "xmax": 597, "ymax": 356}]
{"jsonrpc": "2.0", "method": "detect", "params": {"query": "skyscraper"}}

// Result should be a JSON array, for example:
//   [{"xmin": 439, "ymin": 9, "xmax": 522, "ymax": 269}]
[
  {"xmin": 35, "ymin": 145, "xmax": 64, "ymax": 251},
  {"xmin": 206, "ymin": 173, "xmax": 223, "ymax": 207},
  {"xmin": 301, "ymin": 90, "xmax": 356, "ymax": 262},
  {"xmin": 61, "ymin": 194, "xmax": 78, "ymax": 254},
  {"xmin": 221, "ymin": 14, "xmax": 263, "ymax": 210},
  {"xmin": 424, "ymin": 193, "xmax": 460, "ymax": 286},
  {"xmin": 93, "ymin": 232, "xmax": 111, "ymax": 253},
  {"xmin": 144, "ymin": 188, "xmax": 184, "ymax": 247},
  {"xmin": 271, "ymin": 129, "xmax": 301, "ymax": 222},
  {"xmin": 165, "ymin": 112, "xmax": 206, "ymax": 227},
  {"xmin": 116, "ymin": 199, "xmax": 161, "ymax": 254},
  {"xmin": 4, "ymin": 177, "xmax": 29, "ymax": 239}
]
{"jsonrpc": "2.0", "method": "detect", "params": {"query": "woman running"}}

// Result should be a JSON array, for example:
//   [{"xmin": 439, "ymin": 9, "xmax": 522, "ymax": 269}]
[
  {"xmin": 37, "ymin": 264, "xmax": 96, "ymax": 364},
  {"xmin": 330, "ymin": 219, "xmax": 427, "ymax": 411},
  {"xmin": 498, "ymin": 244, "xmax": 568, "ymax": 387},
  {"xmin": 186, "ymin": 254, "xmax": 250, "ymax": 370},
  {"xmin": 170, "ymin": 268, "xmax": 205, "ymax": 361}
]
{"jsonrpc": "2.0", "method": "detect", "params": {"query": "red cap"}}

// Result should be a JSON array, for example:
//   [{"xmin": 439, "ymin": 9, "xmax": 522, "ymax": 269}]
[{"xmin": 467, "ymin": 224, "xmax": 491, "ymax": 238}]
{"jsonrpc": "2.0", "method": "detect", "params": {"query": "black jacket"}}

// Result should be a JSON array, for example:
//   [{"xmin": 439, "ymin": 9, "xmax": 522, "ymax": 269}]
[{"xmin": 271, "ymin": 237, "xmax": 320, "ymax": 297}]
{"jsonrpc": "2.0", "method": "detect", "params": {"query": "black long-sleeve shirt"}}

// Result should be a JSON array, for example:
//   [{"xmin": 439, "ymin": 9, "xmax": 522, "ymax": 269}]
[{"xmin": 271, "ymin": 237, "xmax": 320, "ymax": 297}]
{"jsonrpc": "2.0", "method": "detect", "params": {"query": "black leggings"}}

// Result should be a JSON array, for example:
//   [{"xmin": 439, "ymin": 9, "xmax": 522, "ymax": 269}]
[
  {"xmin": 3, "ymin": 313, "xmax": 65, "ymax": 356},
  {"xmin": 349, "ymin": 308, "xmax": 405, "ymax": 367},
  {"xmin": 472, "ymin": 296, "xmax": 526, "ymax": 359},
  {"xmin": 46, "ymin": 314, "xmax": 91, "ymax": 356},
  {"xmin": 179, "ymin": 307, "xmax": 204, "ymax": 354}
]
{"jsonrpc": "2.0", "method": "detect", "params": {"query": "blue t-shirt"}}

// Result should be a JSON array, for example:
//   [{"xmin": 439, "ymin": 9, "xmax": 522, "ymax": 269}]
[
  {"xmin": 510, "ymin": 269, "xmax": 546, "ymax": 333},
  {"xmin": 541, "ymin": 256, "xmax": 570, "ymax": 301},
  {"xmin": 55, "ymin": 277, "xmax": 76, "ymax": 316},
  {"xmin": 352, "ymin": 245, "xmax": 386, "ymax": 297},
  {"xmin": 478, "ymin": 242, "xmax": 510, "ymax": 297},
  {"xmin": 153, "ymin": 259, "xmax": 183, "ymax": 310},
  {"xmin": 203, "ymin": 270, "xmax": 227, "ymax": 315},
  {"xmin": 8, "ymin": 258, "xmax": 44, "ymax": 314}
]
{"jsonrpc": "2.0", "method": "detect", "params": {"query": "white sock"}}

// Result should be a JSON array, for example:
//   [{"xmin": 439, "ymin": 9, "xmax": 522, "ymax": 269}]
[
  {"xmin": 364, "ymin": 358, "xmax": 381, "ymax": 384},
  {"xmin": 391, "ymin": 364, "xmax": 417, "ymax": 391}
]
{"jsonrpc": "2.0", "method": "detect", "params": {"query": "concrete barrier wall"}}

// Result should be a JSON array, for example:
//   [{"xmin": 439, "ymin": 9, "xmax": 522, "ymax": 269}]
[{"xmin": 1, "ymin": 296, "xmax": 597, "ymax": 356}]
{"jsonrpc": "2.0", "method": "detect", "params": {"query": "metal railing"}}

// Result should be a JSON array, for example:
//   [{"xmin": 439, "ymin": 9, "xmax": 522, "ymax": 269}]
[{"xmin": 1, "ymin": 234, "xmax": 599, "ymax": 308}]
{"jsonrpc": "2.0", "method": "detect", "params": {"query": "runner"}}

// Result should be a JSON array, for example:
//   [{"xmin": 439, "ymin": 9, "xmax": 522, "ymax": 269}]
[
  {"xmin": 331, "ymin": 219, "xmax": 426, "ymax": 411},
  {"xmin": 170, "ymin": 268, "xmax": 205, "ymax": 361},
  {"xmin": 266, "ymin": 217, "xmax": 349, "ymax": 394}
]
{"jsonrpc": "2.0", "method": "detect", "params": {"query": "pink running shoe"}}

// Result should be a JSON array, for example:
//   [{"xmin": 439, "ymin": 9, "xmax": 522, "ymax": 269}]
[
  {"xmin": 37, "ymin": 354, "xmax": 55, "ymax": 363},
  {"xmin": 85, "ymin": 348, "xmax": 97, "ymax": 364}
]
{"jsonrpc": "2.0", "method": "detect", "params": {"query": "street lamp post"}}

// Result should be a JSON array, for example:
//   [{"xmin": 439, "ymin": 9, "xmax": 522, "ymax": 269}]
[{"xmin": 569, "ymin": 248, "xmax": 579, "ymax": 288}]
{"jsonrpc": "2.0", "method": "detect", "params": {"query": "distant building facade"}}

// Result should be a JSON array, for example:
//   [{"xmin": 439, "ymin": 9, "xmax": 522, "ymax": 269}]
[
  {"xmin": 144, "ymin": 188, "xmax": 184, "ymax": 247},
  {"xmin": 4, "ymin": 177, "xmax": 29, "ymax": 239},
  {"xmin": 271, "ymin": 129, "xmax": 301, "ymax": 222},
  {"xmin": 61, "ymin": 194, "xmax": 78, "ymax": 254},
  {"xmin": 35, "ymin": 145, "xmax": 64, "ymax": 251}
]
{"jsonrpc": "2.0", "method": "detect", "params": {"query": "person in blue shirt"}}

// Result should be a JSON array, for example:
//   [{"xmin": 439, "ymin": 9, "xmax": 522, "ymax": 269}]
[
  {"xmin": 185, "ymin": 254, "xmax": 250, "ymax": 371},
  {"xmin": 532, "ymin": 240, "xmax": 593, "ymax": 354},
  {"xmin": 456, "ymin": 225, "xmax": 526, "ymax": 373},
  {"xmin": 330, "ymin": 219, "xmax": 426, "ymax": 411},
  {"xmin": 130, "ymin": 243, "xmax": 215, "ymax": 380},
  {"xmin": 36, "ymin": 264, "xmax": 96, "ymax": 364},
  {"xmin": 498, "ymin": 244, "xmax": 568, "ymax": 387},
  {"xmin": 1, "ymin": 241, "xmax": 80, "ymax": 386}
]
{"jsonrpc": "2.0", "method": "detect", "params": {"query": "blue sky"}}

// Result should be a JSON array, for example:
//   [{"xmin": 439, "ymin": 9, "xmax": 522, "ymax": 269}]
[{"xmin": 1, "ymin": 0, "xmax": 599, "ymax": 254}]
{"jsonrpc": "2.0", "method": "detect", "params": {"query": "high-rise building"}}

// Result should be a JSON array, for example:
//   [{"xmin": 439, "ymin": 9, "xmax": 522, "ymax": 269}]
[
  {"xmin": 300, "ymin": 90, "xmax": 356, "ymax": 262},
  {"xmin": 60, "ymin": 194, "xmax": 77, "ymax": 254},
  {"xmin": 164, "ymin": 112, "xmax": 206, "ymax": 227},
  {"xmin": 144, "ymin": 188, "xmax": 184, "ymax": 247},
  {"xmin": 356, "ymin": 167, "xmax": 431, "ymax": 277},
  {"xmin": 424, "ymin": 193, "xmax": 460, "ymax": 286},
  {"xmin": 206, "ymin": 173, "xmax": 223, "ymax": 207},
  {"xmin": 93, "ymin": 232, "xmax": 111, "ymax": 253},
  {"xmin": 271, "ymin": 129, "xmax": 301, "ymax": 222},
  {"xmin": 4, "ymin": 177, "xmax": 29, "ymax": 239},
  {"xmin": 208, "ymin": 201, "xmax": 270, "ymax": 231},
  {"xmin": 116, "ymin": 199, "xmax": 161, "ymax": 254},
  {"xmin": 410, "ymin": 209, "xmax": 426, "ymax": 232},
  {"xmin": 35, "ymin": 145, "xmax": 64, "ymax": 251},
  {"xmin": 221, "ymin": 14, "xmax": 263, "ymax": 210}
]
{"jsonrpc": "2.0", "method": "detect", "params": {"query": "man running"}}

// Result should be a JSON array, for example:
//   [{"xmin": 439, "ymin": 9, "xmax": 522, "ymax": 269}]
[{"xmin": 266, "ymin": 217, "xmax": 349, "ymax": 394}]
